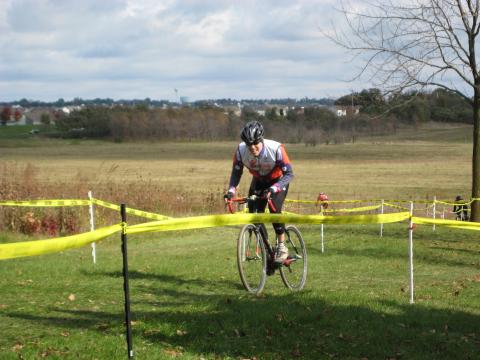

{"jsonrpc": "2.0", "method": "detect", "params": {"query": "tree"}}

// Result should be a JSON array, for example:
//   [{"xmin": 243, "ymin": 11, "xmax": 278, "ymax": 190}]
[
  {"xmin": 56, "ymin": 107, "xmax": 110, "ymax": 138},
  {"xmin": 14, "ymin": 109, "xmax": 22, "ymax": 122},
  {"xmin": 1, "ymin": 107, "xmax": 11, "ymax": 125},
  {"xmin": 331, "ymin": 0, "xmax": 480, "ymax": 221},
  {"xmin": 40, "ymin": 113, "xmax": 51, "ymax": 125}
]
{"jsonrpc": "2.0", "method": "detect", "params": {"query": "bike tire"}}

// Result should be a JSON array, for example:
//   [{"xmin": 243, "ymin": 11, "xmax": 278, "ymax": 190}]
[
  {"xmin": 279, "ymin": 225, "xmax": 307, "ymax": 291},
  {"xmin": 237, "ymin": 224, "xmax": 267, "ymax": 294}
]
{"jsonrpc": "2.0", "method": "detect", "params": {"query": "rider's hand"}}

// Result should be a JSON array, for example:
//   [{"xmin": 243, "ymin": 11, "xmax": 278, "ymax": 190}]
[
  {"xmin": 263, "ymin": 186, "xmax": 278, "ymax": 199},
  {"xmin": 224, "ymin": 191, "xmax": 234, "ymax": 201}
]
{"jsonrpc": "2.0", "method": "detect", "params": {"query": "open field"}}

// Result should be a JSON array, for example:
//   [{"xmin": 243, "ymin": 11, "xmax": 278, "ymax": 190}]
[
  {"xmin": 0, "ymin": 123, "xmax": 474, "ymax": 205},
  {"xmin": 1, "ymin": 123, "xmax": 479, "ymax": 359}
]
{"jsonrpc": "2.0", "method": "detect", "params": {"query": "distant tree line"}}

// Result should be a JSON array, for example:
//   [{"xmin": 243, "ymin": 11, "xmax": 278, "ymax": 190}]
[
  {"xmin": 335, "ymin": 88, "xmax": 472, "ymax": 125},
  {"xmin": 51, "ymin": 88, "xmax": 473, "ymax": 144},
  {"xmin": 55, "ymin": 106, "xmax": 239, "ymax": 141},
  {"xmin": 4, "ymin": 88, "xmax": 472, "ymax": 144},
  {"xmin": 53, "ymin": 104, "xmax": 389, "ymax": 145},
  {"xmin": 0, "ymin": 97, "xmax": 335, "ymax": 109}
]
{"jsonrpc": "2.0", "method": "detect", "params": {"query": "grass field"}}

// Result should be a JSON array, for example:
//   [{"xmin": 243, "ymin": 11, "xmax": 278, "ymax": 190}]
[
  {"xmin": 1, "ymin": 225, "xmax": 479, "ymax": 359},
  {"xmin": 1, "ymin": 123, "xmax": 479, "ymax": 359}
]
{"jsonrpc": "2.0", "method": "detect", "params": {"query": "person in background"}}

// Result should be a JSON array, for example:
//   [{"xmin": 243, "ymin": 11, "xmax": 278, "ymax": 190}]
[
  {"xmin": 453, "ymin": 195, "xmax": 469, "ymax": 221},
  {"xmin": 317, "ymin": 192, "xmax": 329, "ymax": 212}
]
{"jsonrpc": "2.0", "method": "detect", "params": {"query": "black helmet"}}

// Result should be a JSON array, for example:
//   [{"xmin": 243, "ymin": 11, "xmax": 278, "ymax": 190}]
[{"xmin": 241, "ymin": 121, "xmax": 264, "ymax": 145}]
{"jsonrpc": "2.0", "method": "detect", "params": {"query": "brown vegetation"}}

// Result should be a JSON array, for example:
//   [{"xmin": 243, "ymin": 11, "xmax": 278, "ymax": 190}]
[{"xmin": 0, "ymin": 162, "xmax": 226, "ymax": 236}]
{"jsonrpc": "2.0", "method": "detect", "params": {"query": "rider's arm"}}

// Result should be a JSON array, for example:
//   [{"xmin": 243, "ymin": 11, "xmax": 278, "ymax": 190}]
[
  {"xmin": 228, "ymin": 147, "xmax": 244, "ymax": 194},
  {"xmin": 271, "ymin": 144, "xmax": 294, "ymax": 192}
]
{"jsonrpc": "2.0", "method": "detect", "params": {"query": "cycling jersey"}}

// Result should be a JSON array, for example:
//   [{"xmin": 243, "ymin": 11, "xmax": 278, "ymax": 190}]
[{"xmin": 228, "ymin": 139, "xmax": 294, "ymax": 193}]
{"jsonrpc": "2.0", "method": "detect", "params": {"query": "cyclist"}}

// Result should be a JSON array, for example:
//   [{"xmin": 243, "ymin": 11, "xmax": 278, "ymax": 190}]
[{"xmin": 225, "ymin": 120, "xmax": 294, "ymax": 264}]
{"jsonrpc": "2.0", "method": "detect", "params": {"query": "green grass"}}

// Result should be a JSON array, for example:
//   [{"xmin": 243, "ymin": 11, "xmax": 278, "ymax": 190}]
[
  {"xmin": 1, "ymin": 123, "xmax": 479, "ymax": 358},
  {"xmin": 1, "ymin": 224, "xmax": 479, "ymax": 359}
]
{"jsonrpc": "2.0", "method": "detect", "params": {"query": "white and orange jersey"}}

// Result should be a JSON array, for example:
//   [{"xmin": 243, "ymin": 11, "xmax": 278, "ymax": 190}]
[{"xmin": 228, "ymin": 139, "xmax": 294, "ymax": 193}]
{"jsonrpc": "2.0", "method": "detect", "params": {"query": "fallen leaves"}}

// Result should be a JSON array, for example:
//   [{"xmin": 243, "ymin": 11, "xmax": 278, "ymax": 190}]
[
  {"xmin": 234, "ymin": 328, "xmax": 246, "ymax": 337},
  {"xmin": 12, "ymin": 343, "xmax": 23, "ymax": 352},
  {"xmin": 163, "ymin": 347, "xmax": 184, "ymax": 357}
]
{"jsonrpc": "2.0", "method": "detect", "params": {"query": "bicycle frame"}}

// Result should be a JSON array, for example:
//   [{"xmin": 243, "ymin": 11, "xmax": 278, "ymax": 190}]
[
  {"xmin": 226, "ymin": 195, "xmax": 287, "ymax": 270},
  {"xmin": 229, "ymin": 194, "xmax": 307, "ymax": 293}
]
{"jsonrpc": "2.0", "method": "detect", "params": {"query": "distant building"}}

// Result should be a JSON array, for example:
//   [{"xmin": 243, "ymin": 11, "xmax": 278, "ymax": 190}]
[
  {"xmin": 2, "ymin": 105, "xmax": 27, "ymax": 125},
  {"xmin": 23, "ymin": 107, "xmax": 61, "ymax": 125},
  {"xmin": 250, "ymin": 104, "xmax": 289, "ymax": 117},
  {"xmin": 329, "ymin": 105, "xmax": 361, "ymax": 117}
]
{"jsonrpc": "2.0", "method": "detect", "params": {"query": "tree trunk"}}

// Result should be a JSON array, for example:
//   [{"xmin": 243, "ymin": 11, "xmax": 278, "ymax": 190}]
[{"xmin": 471, "ymin": 90, "xmax": 480, "ymax": 222}]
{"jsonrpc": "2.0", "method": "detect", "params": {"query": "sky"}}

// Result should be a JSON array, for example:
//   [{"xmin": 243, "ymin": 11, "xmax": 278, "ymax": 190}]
[{"xmin": 0, "ymin": 0, "xmax": 365, "ymax": 102}]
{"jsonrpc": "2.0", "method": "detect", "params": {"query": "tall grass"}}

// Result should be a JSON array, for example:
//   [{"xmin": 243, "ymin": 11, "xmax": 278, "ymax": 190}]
[{"xmin": 0, "ymin": 162, "xmax": 226, "ymax": 235}]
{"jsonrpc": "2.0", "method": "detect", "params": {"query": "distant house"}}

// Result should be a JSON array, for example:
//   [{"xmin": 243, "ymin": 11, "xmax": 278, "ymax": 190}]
[
  {"xmin": 2, "ymin": 105, "xmax": 27, "ymax": 125},
  {"xmin": 223, "ymin": 104, "xmax": 242, "ymax": 117},
  {"xmin": 329, "ymin": 105, "xmax": 361, "ymax": 117},
  {"xmin": 251, "ymin": 104, "xmax": 289, "ymax": 117}
]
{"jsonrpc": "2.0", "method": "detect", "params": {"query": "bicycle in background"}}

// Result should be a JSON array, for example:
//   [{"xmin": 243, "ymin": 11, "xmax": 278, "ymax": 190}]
[{"xmin": 226, "ymin": 194, "xmax": 307, "ymax": 294}]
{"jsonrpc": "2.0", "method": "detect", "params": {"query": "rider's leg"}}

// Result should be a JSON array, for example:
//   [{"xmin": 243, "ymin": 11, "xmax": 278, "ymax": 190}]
[
  {"xmin": 270, "ymin": 185, "xmax": 289, "ymax": 263},
  {"xmin": 248, "ymin": 179, "xmax": 269, "ymax": 240}
]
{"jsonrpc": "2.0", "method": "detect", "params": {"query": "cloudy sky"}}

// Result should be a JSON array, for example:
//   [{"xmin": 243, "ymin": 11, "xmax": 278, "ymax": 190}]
[{"xmin": 0, "ymin": 0, "xmax": 365, "ymax": 102}]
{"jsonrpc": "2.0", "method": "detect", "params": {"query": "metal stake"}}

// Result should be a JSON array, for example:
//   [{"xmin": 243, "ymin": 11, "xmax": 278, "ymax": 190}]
[{"xmin": 121, "ymin": 204, "xmax": 134, "ymax": 358}]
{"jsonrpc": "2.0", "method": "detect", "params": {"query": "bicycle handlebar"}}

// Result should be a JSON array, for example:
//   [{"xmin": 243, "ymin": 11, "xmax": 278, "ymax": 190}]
[{"xmin": 225, "ymin": 195, "xmax": 277, "ymax": 214}]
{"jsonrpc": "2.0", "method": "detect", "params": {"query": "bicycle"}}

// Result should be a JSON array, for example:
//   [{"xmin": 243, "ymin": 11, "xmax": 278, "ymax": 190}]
[{"xmin": 226, "ymin": 194, "xmax": 307, "ymax": 294}]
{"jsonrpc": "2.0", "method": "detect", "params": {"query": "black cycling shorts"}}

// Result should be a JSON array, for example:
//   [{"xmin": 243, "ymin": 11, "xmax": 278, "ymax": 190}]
[{"xmin": 248, "ymin": 177, "xmax": 289, "ymax": 235}]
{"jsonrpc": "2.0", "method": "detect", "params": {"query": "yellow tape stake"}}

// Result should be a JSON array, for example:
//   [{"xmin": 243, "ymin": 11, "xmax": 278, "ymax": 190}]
[
  {"xmin": 0, "ymin": 224, "xmax": 123, "ymax": 260},
  {"xmin": 126, "ymin": 212, "xmax": 411, "ymax": 235}
]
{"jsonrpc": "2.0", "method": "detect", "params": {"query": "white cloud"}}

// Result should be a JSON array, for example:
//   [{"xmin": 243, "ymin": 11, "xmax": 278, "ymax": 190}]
[{"xmin": 0, "ymin": 0, "xmax": 364, "ymax": 101}]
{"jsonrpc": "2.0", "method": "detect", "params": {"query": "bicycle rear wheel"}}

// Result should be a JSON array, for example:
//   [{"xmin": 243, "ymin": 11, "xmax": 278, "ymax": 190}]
[
  {"xmin": 237, "ymin": 224, "xmax": 267, "ymax": 294},
  {"xmin": 280, "ymin": 225, "xmax": 307, "ymax": 291}
]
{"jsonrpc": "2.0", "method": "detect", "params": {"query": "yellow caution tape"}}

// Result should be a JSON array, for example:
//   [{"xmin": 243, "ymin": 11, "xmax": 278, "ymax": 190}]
[
  {"xmin": 412, "ymin": 216, "xmax": 480, "ymax": 229},
  {"xmin": 0, "ymin": 224, "xmax": 122, "ymax": 260},
  {"xmin": 323, "ymin": 205, "xmax": 381, "ymax": 213},
  {"xmin": 126, "ymin": 212, "xmax": 411, "ymax": 235},
  {"xmin": 435, "ymin": 199, "xmax": 474, "ymax": 206},
  {"xmin": 384, "ymin": 202, "xmax": 410, "ymax": 211},
  {"xmin": 91, "ymin": 198, "xmax": 171, "ymax": 221},
  {"xmin": 5, "ymin": 203, "xmax": 480, "ymax": 261},
  {"xmin": 286, "ymin": 199, "xmax": 380, "ymax": 204},
  {"xmin": 0, "ymin": 198, "xmax": 171, "ymax": 221},
  {"xmin": 91, "ymin": 198, "xmax": 120, "ymax": 211},
  {"xmin": 0, "ymin": 199, "xmax": 90, "ymax": 207}
]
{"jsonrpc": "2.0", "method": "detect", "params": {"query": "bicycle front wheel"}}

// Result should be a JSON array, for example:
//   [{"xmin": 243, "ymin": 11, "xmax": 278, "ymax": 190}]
[
  {"xmin": 237, "ymin": 224, "xmax": 267, "ymax": 294},
  {"xmin": 280, "ymin": 225, "xmax": 307, "ymax": 291}
]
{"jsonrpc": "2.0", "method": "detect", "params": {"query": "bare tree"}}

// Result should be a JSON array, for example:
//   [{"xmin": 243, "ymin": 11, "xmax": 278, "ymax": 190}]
[{"xmin": 331, "ymin": 0, "xmax": 480, "ymax": 221}]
